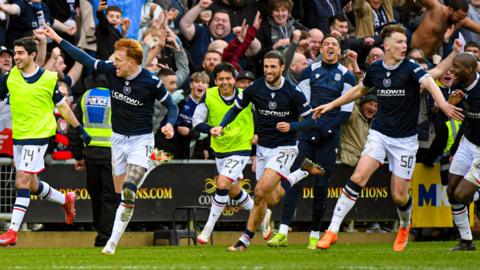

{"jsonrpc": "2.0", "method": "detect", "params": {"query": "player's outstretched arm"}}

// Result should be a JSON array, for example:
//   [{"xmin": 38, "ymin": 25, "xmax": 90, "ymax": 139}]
[
  {"xmin": 210, "ymin": 106, "xmax": 243, "ymax": 136},
  {"xmin": 421, "ymin": 75, "xmax": 464, "ymax": 121},
  {"xmin": 44, "ymin": 24, "xmax": 97, "ymax": 69},
  {"xmin": 160, "ymin": 94, "xmax": 179, "ymax": 139},
  {"xmin": 56, "ymin": 101, "xmax": 91, "ymax": 145},
  {"xmin": 312, "ymin": 83, "xmax": 369, "ymax": 119},
  {"xmin": 429, "ymin": 39, "xmax": 462, "ymax": 79},
  {"xmin": 287, "ymin": 112, "xmax": 315, "ymax": 132}
]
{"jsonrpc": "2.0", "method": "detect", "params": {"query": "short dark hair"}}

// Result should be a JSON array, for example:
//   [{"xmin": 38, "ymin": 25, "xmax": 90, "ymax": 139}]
[
  {"xmin": 264, "ymin": 50, "xmax": 285, "ymax": 66},
  {"xmin": 448, "ymin": 0, "xmax": 469, "ymax": 12},
  {"xmin": 213, "ymin": 62, "xmax": 236, "ymax": 79},
  {"xmin": 465, "ymin": 41, "xmax": 480, "ymax": 51},
  {"xmin": 13, "ymin": 37, "xmax": 38, "ymax": 55},
  {"xmin": 454, "ymin": 52, "xmax": 477, "ymax": 71},
  {"xmin": 321, "ymin": 34, "xmax": 341, "ymax": 47},
  {"xmin": 211, "ymin": 9, "xmax": 230, "ymax": 20},
  {"xmin": 157, "ymin": 68, "xmax": 176, "ymax": 77},
  {"xmin": 380, "ymin": 24, "xmax": 407, "ymax": 41},
  {"xmin": 106, "ymin": 5, "xmax": 122, "ymax": 15},
  {"xmin": 329, "ymin": 15, "xmax": 347, "ymax": 27}
]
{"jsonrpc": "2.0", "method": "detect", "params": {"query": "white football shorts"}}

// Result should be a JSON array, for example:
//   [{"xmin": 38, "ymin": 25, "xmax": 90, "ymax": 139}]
[
  {"xmin": 361, "ymin": 129, "xmax": 418, "ymax": 179},
  {"xmin": 450, "ymin": 136, "xmax": 480, "ymax": 186},
  {"xmin": 111, "ymin": 132, "xmax": 154, "ymax": 176},
  {"xmin": 255, "ymin": 144, "xmax": 298, "ymax": 181},
  {"xmin": 13, "ymin": 144, "xmax": 48, "ymax": 174},
  {"xmin": 215, "ymin": 155, "xmax": 249, "ymax": 182}
]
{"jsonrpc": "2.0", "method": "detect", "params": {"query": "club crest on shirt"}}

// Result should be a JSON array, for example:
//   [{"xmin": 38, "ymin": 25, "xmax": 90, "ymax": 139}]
[
  {"xmin": 268, "ymin": 101, "xmax": 277, "ymax": 110},
  {"xmin": 334, "ymin": 73, "xmax": 341, "ymax": 81},
  {"xmin": 383, "ymin": 78, "xmax": 391, "ymax": 88},
  {"xmin": 123, "ymin": 81, "xmax": 131, "ymax": 95}
]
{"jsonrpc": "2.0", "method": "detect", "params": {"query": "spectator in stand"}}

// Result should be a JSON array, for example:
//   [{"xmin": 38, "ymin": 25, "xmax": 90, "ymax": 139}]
[
  {"xmin": 283, "ymin": 30, "xmax": 308, "ymax": 84},
  {"xmin": 339, "ymin": 94, "xmax": 378, "ymax": 171},
  {"xmin": 208, "ymin": 39, "xmax": 229, "ymax": 54},
  {"xmin": 77, "ymin": 0, "xmax": 97, "ymax": 58},
  {"xmin": 181, "ymin": 49, "xmax": 223, "ymax": 92},
  {"xmin": 139, "ymin": 0, "xmax": 163, "ymax": 39},
  {"xmin": 0, "ymin": 0, "xmax": 7, "ymax": 46},
  {"xmin": 42, "ymin": 46, "xmax": 83, "ymax": 95},
  {"xmin": 235, "ymin": 70, "xmax": 255, "ymax": 89},
  {"xmin": 464, "ymin": 41, "xmax": 480, "ymax": 71},
  {"xmin": 329, "ymin": 15, "xmax": 375, "ymax": 64},
  {"xmin": 363, "ymin": 46, "xmax": 384, "ymax": 70},
  {"xmin": 51, "ymin": 82, "xmax": 74, "ymax": 160},
  {"xmin": 95, "ymin": 1, "xmax": 131, "ymax": 60},
  {"xmin": 209, "ymin": 0, "xmax": 263, "ymax": 27},
  {"xmin": 256, "ymin": 0, "xmax": 305, "ymax": 57},
  {"xmin": 45, "ymin": 0, "xmax": 79, "ymax": 42},
  {"xmin": 308, "ymin": 28, "xmax": 324, "ymax": 62},
  {"xmin": 180, "ymin": 0, "xmax": 260, "ymax": 71},
  {"xmin": 460, "ymin": 0, "xmax": 480, "ymax": 44},
  {"xmin": 354, "ymin": 0, "xmax": 405, "ymax": 38},
  {"xmin": 222, "ymin": 11, "xmax": 262, "ymax": 71},
  {"xmin": 158, "ymin": 68, "xmax": 184, "ymax": 104},
  {"xmin": 299, "ymin": 0, "xmax": 351, "ymax": 34},
  {"xmin": 464, "ymin": 41, "xmax": 480, "ymax": 60},
  {"xmin": 199, "ymin": 9, "xmax": 212, "ymax": 25},
  {"xmin": 411, "ymin": 0, "xmax": 480, "ymax": 59},
  {"xmin": 142, "ymin": 20, "xmax": 190, "ymax": 90},
  {"xmin": 0, "ymin": 47, "xmax": 12, "ymax": 158},
  {"xmin": 154, "ymin": 68, "xmax": 184, "ymax": 152},
  {"xmin": 0, "ymin": 0, "xmax": 76, "ymax": 48},
  {"xmin": 339, "ymin": 94, "xmax": 381, "ymax": 233},
  {"xmin": 174, "ymin": 71, "xmax": 210, "ymax": 159},
  {"xmin": 201, "ymin": 50, "xmax": 223, "ymax": 86},
  {"xmin": 0, "ymin": 46, "xmax": 12, "ymax": 75}
]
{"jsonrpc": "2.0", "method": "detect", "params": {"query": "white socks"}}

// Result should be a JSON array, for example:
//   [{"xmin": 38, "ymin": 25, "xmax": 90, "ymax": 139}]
[
  {"xmin": 36, "ymin": 181, "xmax": 65, "ymax": 205},
  {"xmin": 287, "ymin": 169, "xmax": 309, "ymax": 186},
  {"xmin": 10, "ymin": 189, "xmax": 30, "ymax": 232},
  {"xmin": 452, "ymin": 204, "xmax": 473, "ymax": 241},
  {"xmin": 205, "ymin": 190, "xmax": 229, "ymax": 229}
]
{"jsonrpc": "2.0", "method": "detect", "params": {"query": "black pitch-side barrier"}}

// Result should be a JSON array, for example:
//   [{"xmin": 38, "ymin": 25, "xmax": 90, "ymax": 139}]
[{"xmin": 24, "ymin": 161, "xmax": 397, "ymax": 223}]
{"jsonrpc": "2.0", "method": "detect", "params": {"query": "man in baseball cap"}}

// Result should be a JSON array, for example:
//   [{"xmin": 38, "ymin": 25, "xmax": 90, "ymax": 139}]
[
  {"xmin": 235, "ymin": 70, "xmax": 255, "ymax": 89},
  {"xmin": 0, "ymin": 46, "xmax": 13, "ymax": 75}
]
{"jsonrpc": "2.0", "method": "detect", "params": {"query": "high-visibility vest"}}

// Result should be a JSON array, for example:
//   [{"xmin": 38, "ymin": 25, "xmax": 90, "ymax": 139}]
[
  {"xmin": 444, "ymin": 119, "xmax": 462, "ymax": 153},
  {"xmin": 205, "ymin": 87, "xmax": 254, "ymax": 154},
  {"xmin": 7, "ymin": 67, "xmax": 57, "ymax": 140},
  {"xmin": 80, "ymin": 87, "xmax": 112, "ymax": 147}
]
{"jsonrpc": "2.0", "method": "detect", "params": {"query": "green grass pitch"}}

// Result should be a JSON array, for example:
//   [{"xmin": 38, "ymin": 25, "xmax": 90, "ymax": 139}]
[{"xmin": 1, "ymin": 242, "xmax": 480, "ymax": 269}]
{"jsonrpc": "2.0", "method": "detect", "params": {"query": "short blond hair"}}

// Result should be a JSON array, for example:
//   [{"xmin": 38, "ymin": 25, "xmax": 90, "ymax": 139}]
[{"xmin": 190, "ymin": 72, "xmax": 210, "ymax": 84}]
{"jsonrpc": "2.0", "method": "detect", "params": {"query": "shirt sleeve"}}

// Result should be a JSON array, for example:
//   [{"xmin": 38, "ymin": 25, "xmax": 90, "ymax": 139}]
[
  {"xmin": 52, "ymin": 82, "xmax": 66, "ymax": 106},
  {"xmin": 63, "ymin": 74, "xmax": 73, "ymax": 88},
  {"xmin": 340, "ymin": 71, "xmax": 356, "ymax": 112},
  {"xmin": 94, "ymin": 60, "xmax": 116, "ymax": 74},
  {"xmin": 234, "ymin": 86, "xmax": 253, "ymax": 109},
  {"xmin": 409, "ymin": 59, "xmax": 429, "ymax": 83},
  {"xmin": 298, "ymin": 66, "xmax": 312, "ymax": 104},
  {"xmin": 152, "ymin": 77, "xmax": 169, "ymax": 102},
  {"xmin": 293, "ymin": 86, "xmax": 312, "ymax": 117}
]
